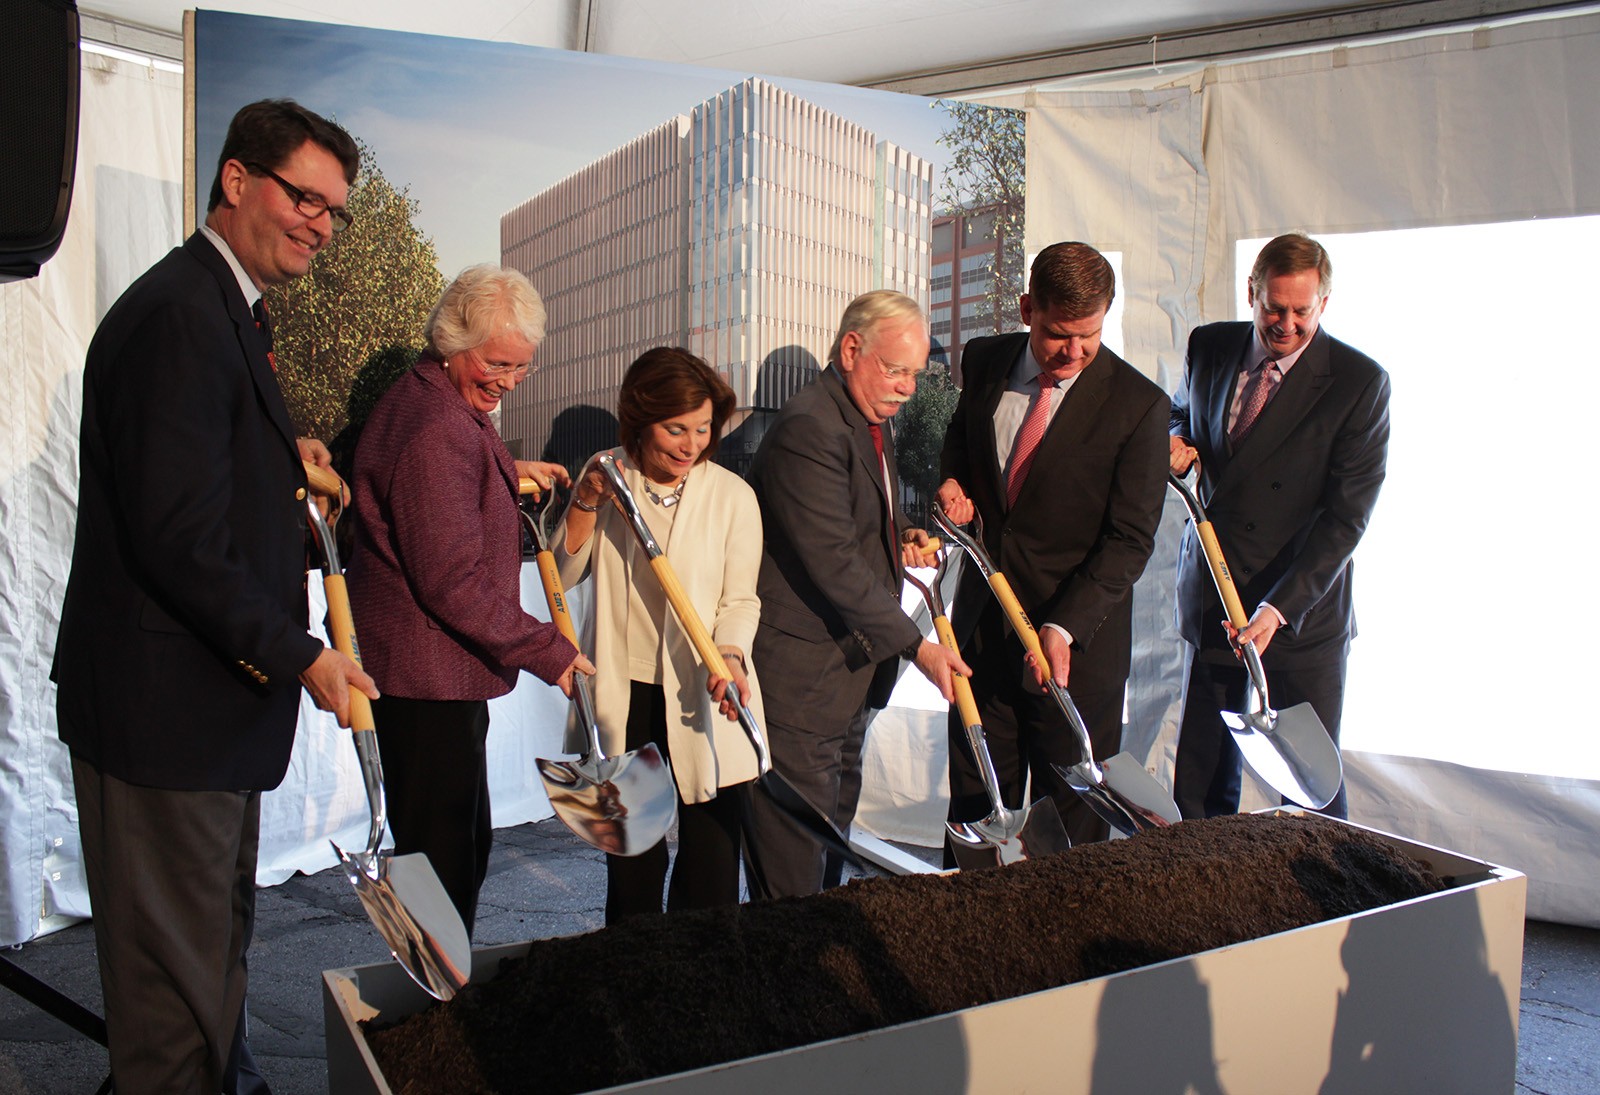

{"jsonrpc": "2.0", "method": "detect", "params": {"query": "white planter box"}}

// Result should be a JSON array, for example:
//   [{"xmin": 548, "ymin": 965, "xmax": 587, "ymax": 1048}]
[{"xmin": 323, "ymin": 814, "xmax": 1526, "ymax": 1094}]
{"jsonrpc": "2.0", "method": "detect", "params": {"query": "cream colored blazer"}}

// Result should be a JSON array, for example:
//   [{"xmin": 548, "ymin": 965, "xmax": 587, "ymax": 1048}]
[{"xmin": 555, "ymin": 452, "xmax": 762, "ymax": 803}]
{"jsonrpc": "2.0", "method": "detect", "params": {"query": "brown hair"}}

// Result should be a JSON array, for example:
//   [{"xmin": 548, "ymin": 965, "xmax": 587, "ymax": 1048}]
[
  {"xmin": 1249, "ymin": 233, "xmax": 1333, "ymax": 297},
  {"xmin": 207, "ymin": 99, "xmax": 359, "ymax": 212},
  {"xmin": 618, "ymin": 348, "xmax": 736, "ymax": 465},
  {"xmin": 1027, "ymin": 241, "xmax": 1115, "ymax": 318}
]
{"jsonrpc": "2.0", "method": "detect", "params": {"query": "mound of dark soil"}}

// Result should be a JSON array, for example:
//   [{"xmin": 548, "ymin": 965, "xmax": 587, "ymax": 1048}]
[{"xmin": 366, "ymin": 813, "xmax": 1444, "ymax": 1094}]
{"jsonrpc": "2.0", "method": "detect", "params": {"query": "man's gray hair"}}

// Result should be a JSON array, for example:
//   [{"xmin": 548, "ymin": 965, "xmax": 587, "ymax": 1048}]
[
  {"xmin": 828, "ymin": 290, "xmax": 924, "ymax": 365},
  {"xmin": 426, "ymin": 264, "xmax": 547, "ymax": 358}
]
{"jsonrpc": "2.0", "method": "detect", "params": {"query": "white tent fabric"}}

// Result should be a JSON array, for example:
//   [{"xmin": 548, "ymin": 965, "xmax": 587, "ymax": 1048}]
[
  {"xmin": 1013, "ymin": 13, "xmax": 1600, "ymax": 926},
  {"xmin": 0, "ymin": 50, "xmax": 185, "ymax": 947}
]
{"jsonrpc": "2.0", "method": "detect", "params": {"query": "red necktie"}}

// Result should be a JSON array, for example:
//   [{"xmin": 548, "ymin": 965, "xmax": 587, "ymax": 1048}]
[
  {"xmin": 1006, "ymin": 376, "xmax": 1052, "ymax": 508},
  {"xmin": 1230, "ymin": 359, "xmax": 1279, "ymax": 446},
  {"xmin": 868, "ymin": 422, "xmax": 897, "ymax": 549}
]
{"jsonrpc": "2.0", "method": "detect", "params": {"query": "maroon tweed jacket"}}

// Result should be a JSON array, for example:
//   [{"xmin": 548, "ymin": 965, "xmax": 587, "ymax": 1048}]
[{"xmin": 347, "ymin": 356, "xmax": 576, "ymax": 699}]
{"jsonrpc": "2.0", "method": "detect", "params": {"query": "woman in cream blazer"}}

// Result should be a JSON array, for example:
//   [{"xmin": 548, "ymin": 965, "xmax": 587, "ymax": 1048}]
[{"xmin": 557, "ymin": 348, "xmax": 762, "ymax": 922}]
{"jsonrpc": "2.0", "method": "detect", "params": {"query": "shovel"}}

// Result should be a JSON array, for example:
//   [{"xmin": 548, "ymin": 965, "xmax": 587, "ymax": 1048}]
[
  {"xmin": 904, "ymin": 542, "xmax": 1071, "ymax": 869},
  {"xmin": 515, "ymin": 478, "xmax": 678, "ymax": 856},
  {"xmin": 1167, "ymin": 469, "xmax": 1343, "ymax": 810},
  {"xmin": 301, "ymin": 462, "xmax": 471, "ymax": 1001},
  {"xmin": 592, "ymin": 453, "xmax": 862, "ymax": 875},
  {"xmin": 931, "ymin": 507, "xmax": 1182, "ymax": 835}
]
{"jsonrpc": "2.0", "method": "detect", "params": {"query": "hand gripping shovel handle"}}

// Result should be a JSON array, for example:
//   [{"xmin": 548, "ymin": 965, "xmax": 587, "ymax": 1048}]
[
  {"xmin": 903, "ymin": 567, "xmax": 1012, "ymax": 828},
  {"xmin": 516, "ymin": 481, "xmax": 603, "ymax": 747},
  {"xmin": 1166, "ymin": 471, "xmax": 1272, "ymax": 703},
  {"xmin": 302, "ymin": 462, "xmax": 383, "ymax": 848},
  {"xmin": 592, "ymin": 454, "xmax": 772, "ymax": 769},
  {"xmin": 932, "ymin": 507, "xmax": 1182, "ymax": 831},
  {"xmin": 930, "ymin": 508, "xmax": 1102, "ymax": 775}
]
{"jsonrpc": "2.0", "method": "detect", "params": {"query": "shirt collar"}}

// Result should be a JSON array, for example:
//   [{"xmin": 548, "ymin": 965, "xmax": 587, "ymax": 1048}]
[{"xmin": 199, "ymin": 224, "xmax": 261, "ymax": 309}]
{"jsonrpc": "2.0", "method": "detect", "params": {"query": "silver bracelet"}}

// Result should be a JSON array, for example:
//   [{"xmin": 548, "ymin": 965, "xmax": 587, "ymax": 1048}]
[{"xmin": 573, "ymin": 496, "xmax": 601, "ymax": 512}]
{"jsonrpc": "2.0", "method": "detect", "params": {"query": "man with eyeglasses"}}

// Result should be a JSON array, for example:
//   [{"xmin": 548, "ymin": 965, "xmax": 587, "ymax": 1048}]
[
  {"xmin": 936, "ymin": 242, "xmax": 1169, "ymax": 852},
  {"xmin": 744, "ymin": 290, "xmax": 969, "ymax": 898},
  {"xmin": 53, "ymin": 98, "xmax": 374, "ymax": 1094}
]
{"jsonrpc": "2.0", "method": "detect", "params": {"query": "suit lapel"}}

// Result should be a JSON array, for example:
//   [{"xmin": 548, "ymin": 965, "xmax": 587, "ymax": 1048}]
[
  {"xmin": 823, "ymin": 367, "xmax": 896, "ymax": 565},
  {"xmin": 1215, "ymin": 328, "xmax": 1335, "ymax": 498},
  {"xmin": 188, "ymin": 235, "xmax": 300, "ymax": 452},
  {"xmin": 1205, "ymin": 325, "xmax": 1254, "ymax": 464},
  {"xmin": 971, "ymin": 334, "xmax": 1026, "ymax": 508}
]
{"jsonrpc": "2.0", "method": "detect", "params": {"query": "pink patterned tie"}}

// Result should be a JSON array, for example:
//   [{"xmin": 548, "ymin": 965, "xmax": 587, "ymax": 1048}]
[
  {"xmin": 1230, "ymin": 359, "xmax": 1279, "ymax": 446},
  {"xmin": 1006, "ymin": 376, "xmax": 1052, "ymax": 507}
]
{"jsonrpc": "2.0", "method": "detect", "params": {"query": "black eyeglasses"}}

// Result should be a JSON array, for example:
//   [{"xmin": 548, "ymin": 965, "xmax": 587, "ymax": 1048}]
[{"xmin": 245, "ymin": 162, "xmax": 353, "ymax": 233}]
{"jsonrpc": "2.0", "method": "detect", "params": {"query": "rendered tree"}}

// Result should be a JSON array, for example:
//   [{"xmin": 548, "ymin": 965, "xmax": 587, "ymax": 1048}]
[
  {"xmin": 265, "ymin": 138, "xmax": 446, "ymax": 442},
  {"xmin": 893, "ymin": 362, "xmax": 961, "ymax": 526},
  {"xmin": 933, "ymin": 100, "xmax": 1026, "ymax": 333}
]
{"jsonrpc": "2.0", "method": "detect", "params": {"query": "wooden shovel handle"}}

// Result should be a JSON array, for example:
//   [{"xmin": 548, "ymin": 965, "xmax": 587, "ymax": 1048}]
[
  {"xmin": 986, "ymin": 572, "xmax": 1048, "ymax": 665},
  {"xmin": 534, "ymin": 550, "xmax": 580, "ymax": 647},
  {"xmin": 301, "ymin": 460, "xmax": 344, "ymax": 499},
  {"xmin": 1195, "ymin": 520, "xmax": 1252, "ymax": 630},
  {"xmin": 932, "ymin": 615, "xmax": 983, "ymax": 729},
  {"xmin": 648, "ymin": 555, "xmax": 733, "ymax": 680},
  {"xmin": 320, "ymin": 570, "xmax": 377, "ymax": 736}
]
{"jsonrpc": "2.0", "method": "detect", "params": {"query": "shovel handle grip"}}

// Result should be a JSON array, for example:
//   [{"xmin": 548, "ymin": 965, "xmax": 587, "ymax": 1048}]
[
  {"xmin": 321, "ymin": 572, "xmax": 377, "ymax": 736},
  {"xmin": 301, "ymin": 460, "xmax": 345, "ymax": 499},
  {"xmin": 1195, "ymin": 521, "xmax": 1252, "ymax": 630},
  {"xmin": 518, "ymin": 476, "xmax": 540, "ymax": 496},
  {"xmin": 534, "ymin": 550, "xmax": 579, "ymax": 647},
  {"xmin": 931, "ymin": 615, "xmax": 982, "ymax": 730}
]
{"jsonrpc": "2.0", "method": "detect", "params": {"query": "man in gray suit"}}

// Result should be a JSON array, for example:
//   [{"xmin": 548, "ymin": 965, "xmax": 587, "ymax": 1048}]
[
  {"xmin": 744, "ymin": 290, "xmax": 967, "ymax": 898},
  {"xmin": 1169, "ymin": 233, "xmax": 1390, "ymax": 820}
]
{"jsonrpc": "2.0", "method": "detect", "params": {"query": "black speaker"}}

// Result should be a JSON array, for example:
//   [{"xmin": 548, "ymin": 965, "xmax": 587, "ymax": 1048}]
[{"xmin": 0, "ymin": 0, "xmax": 80, "ymax": 283}]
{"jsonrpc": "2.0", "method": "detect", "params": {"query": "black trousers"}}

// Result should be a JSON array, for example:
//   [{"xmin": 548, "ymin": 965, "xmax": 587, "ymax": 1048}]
[
  {"xmin": 1172, "ymin": 644, "xmax": 1349, "ymax": 820},
  {"xmin": 373, "ymin": 695, "xmax": 493, "ymax": 938},
  {"xmin": 606, "ymin": 681, "xmax": 744, "ymax": 923},
  {"xmin": 71, "ymin": 756, "xmax": 268, "ymax": 1095},
  {"xmin": 946, "ymin": 627, "xmax": 1126, "ymax": 859}
]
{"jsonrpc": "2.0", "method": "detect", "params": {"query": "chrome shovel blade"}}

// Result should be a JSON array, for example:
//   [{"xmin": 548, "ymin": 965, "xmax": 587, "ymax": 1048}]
[
  {"xmin": 1222, "ymin": 701, "xmax": 1344, "ymax": 810},
  {"xmin": 1055, "ymin": 752, "xmax": 1184, "ymax": 835},
  {"xmin": 535, "ymin": 742, "xmax": 679, "ymax": 856},
  {"xmin": 947, "ymin": 796, "xmax": 1072, "ymax": 870},
  {"xmin": 332, "ymin": 843, "xmax": 471, "ymax": 1001}
]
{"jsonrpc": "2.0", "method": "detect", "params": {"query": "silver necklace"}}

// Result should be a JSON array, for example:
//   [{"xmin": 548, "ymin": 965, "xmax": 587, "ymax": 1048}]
[{"xmin": 642, "ymin": 473, "xmax": 688, "ymax": 507}]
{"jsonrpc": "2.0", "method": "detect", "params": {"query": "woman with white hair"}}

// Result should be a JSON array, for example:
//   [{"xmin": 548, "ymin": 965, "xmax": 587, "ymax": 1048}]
[{"xmin": 348, "ymin": 264, "xmax": 592, "ymax": 938}]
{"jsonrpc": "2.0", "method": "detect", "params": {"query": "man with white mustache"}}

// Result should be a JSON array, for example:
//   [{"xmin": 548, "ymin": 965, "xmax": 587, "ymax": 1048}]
[
  {"xmin": 745, "ymin": 290, "xmax": 968, "ymax": 898},
  {"xmin": 1168, "ymin": 233, "xmax": 1390, "ymax": 821},
  {"xmin": 936, "ymin": 241, "xmax": 1169, "ymax": 851}
]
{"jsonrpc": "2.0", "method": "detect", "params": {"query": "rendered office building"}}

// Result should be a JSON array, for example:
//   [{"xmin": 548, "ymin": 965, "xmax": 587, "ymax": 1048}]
[{"xmin": 500, "ymin": 77, "xmax": 933, "ymax": 467}]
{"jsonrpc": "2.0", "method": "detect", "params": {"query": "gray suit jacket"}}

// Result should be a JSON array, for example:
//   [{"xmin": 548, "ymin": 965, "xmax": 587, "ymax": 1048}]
[
  {"xmin": 749, "ymin": 366, "xmax": 921, "ymax": 709},
  {"xmin": 1171, "ymin": 321, "xmax": 1391, "ymax": 667}
]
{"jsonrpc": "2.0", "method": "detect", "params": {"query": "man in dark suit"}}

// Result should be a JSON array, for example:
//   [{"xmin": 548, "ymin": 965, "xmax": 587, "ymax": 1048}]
[
  {"xmin": 52, "ymin": 100, "xmax": 375, "ymax": 1094},
  {"xmin": 937, "ymin": 242, "xmax": 1169, "ymax": 847},
  {"xmin": 1169, "ymin": 232, "xmax": 1390, "ymax": 820},
  {"xmin": 745, "ymin": 290, "xmax": 967, "ymax": 898}
]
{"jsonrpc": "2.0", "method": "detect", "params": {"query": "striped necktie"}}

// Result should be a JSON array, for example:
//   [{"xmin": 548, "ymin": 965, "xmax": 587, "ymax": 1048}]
[{"xmin": 1006, "ymin": 375, "xmax": 1052, "ymax": 507}]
